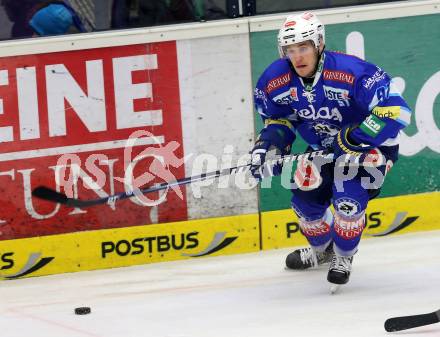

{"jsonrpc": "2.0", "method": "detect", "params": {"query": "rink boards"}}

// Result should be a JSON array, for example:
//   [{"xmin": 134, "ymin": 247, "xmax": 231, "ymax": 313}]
[
  {"xmin": 0, "ymin": 191, "xmax": 438, "ymax": 279},
  {"xmin": 261, "ymin": 191, "xmax": 440, "ymax": 250},
  {"xmin": 0, "ymin": 214, "xmax": 259, "ymax": 279}
]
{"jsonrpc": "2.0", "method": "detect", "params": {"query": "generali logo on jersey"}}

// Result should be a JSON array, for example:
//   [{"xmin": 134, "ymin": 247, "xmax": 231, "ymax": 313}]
[
  {"xmin": 323, "ymin": 70, "xmax": 355, "ymax": 85},
  {"xmin": 266, "ymin": 73, "xmax": 291, "ymax": 94},
  {"xmin": 0, "ymin": 42, "xmax": 188, "ymax": 240}
]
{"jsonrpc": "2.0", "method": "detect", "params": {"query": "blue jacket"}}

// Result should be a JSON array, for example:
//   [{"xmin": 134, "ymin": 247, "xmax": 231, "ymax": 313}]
[{"xmin": 254, "ymin": 50, "xmax": 411, "ymax": 152}]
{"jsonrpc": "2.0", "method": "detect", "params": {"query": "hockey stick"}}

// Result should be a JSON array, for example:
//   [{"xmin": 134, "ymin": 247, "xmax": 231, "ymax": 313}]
[
  {"xmin": 32, "ymin": 149, "xmax": 331, "ymax": 208},
  {"xmin": 384, "ymin": 309, "xmax": 440, "ymax": 332}
]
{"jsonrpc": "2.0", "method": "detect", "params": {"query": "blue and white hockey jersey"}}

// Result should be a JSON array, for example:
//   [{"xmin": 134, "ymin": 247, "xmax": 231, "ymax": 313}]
[{"xmin": 254, "ymin": 51, "xmax": 411, "ymax": 152}]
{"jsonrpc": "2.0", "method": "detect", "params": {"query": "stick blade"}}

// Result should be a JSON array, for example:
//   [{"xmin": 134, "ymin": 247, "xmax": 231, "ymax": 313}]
[
  {"xmin": 32, "ymin": 186, "xmax": 68, "ymax": 204},
  {"xmin": 384, "ymin": 312, "xmax": 439, "ymax": 332}
]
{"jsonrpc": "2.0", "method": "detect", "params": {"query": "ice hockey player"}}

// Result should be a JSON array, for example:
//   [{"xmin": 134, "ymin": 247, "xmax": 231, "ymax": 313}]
[{"xmin": 250, "ymin": 12, "xmax": 411, "ymax": 290}]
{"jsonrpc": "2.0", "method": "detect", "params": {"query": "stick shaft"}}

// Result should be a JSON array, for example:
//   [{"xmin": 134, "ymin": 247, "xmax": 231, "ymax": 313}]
[{"xmin": 32, "ymin": 149, "xmax": 331, "ymax": 208}]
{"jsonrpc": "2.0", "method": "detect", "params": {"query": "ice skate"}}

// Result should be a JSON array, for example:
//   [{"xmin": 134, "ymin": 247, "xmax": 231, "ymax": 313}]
[
  {"xmin": 285, "ymin": 244, "xmax": 333, "ymax": 270},
  {"xmin": 327, "ymin": 254, "xmax": 353, "ymax": 293}
]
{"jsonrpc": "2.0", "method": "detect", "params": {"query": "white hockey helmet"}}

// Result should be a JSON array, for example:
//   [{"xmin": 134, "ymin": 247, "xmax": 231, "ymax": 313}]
[{"xmin": 277, "ymin": 12, "xmax": 325, "ymax": 57}]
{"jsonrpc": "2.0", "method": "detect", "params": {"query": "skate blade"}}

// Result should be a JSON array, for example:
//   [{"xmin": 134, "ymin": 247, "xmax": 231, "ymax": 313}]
[{"xmin": 329, "ymin": 284, "xmax": 341, "ymax": 294}]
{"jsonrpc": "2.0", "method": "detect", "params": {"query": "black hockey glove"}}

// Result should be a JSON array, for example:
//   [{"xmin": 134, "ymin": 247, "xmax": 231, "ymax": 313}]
[
  {"xmin": 333, "ymin": 125, "xmax": 373, "ymax": 160},
  {"xmin": 250, "ymin": 139, "xmax": 273, "ymax": 179}
]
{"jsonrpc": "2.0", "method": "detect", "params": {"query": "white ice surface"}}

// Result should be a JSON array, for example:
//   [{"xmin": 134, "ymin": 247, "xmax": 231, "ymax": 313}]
[{"xmin": 1, "ymin": 230, "xmax": 439, "ymax": 337}]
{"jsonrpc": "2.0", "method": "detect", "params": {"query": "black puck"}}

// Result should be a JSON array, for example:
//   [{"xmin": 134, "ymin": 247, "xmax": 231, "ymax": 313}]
[{"xmin": 74, "ymin": 307, "xmax": 91, "ymax": 315}]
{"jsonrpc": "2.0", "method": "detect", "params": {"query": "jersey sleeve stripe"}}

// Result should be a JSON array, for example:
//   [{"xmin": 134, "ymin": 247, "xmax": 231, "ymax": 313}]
[
  {"xmin": 397, "ymin": 108, "xmax": 411, "ymax": 126},
  {"xmin": 265, "ymin": 118, "xmax": 296, "ymax": 133}
]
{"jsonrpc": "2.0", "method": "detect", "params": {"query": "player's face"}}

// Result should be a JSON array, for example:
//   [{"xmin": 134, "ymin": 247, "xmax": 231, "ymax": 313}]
[{"xmin": 285, "ymin": 41, "xmax": 318, "ymax": 78}]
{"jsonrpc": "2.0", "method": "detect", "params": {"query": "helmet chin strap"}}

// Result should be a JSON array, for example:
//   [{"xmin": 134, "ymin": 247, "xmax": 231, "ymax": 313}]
[{"xmin": 306, "ymin": 46, "xmax": 325, "ymax": 79}]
